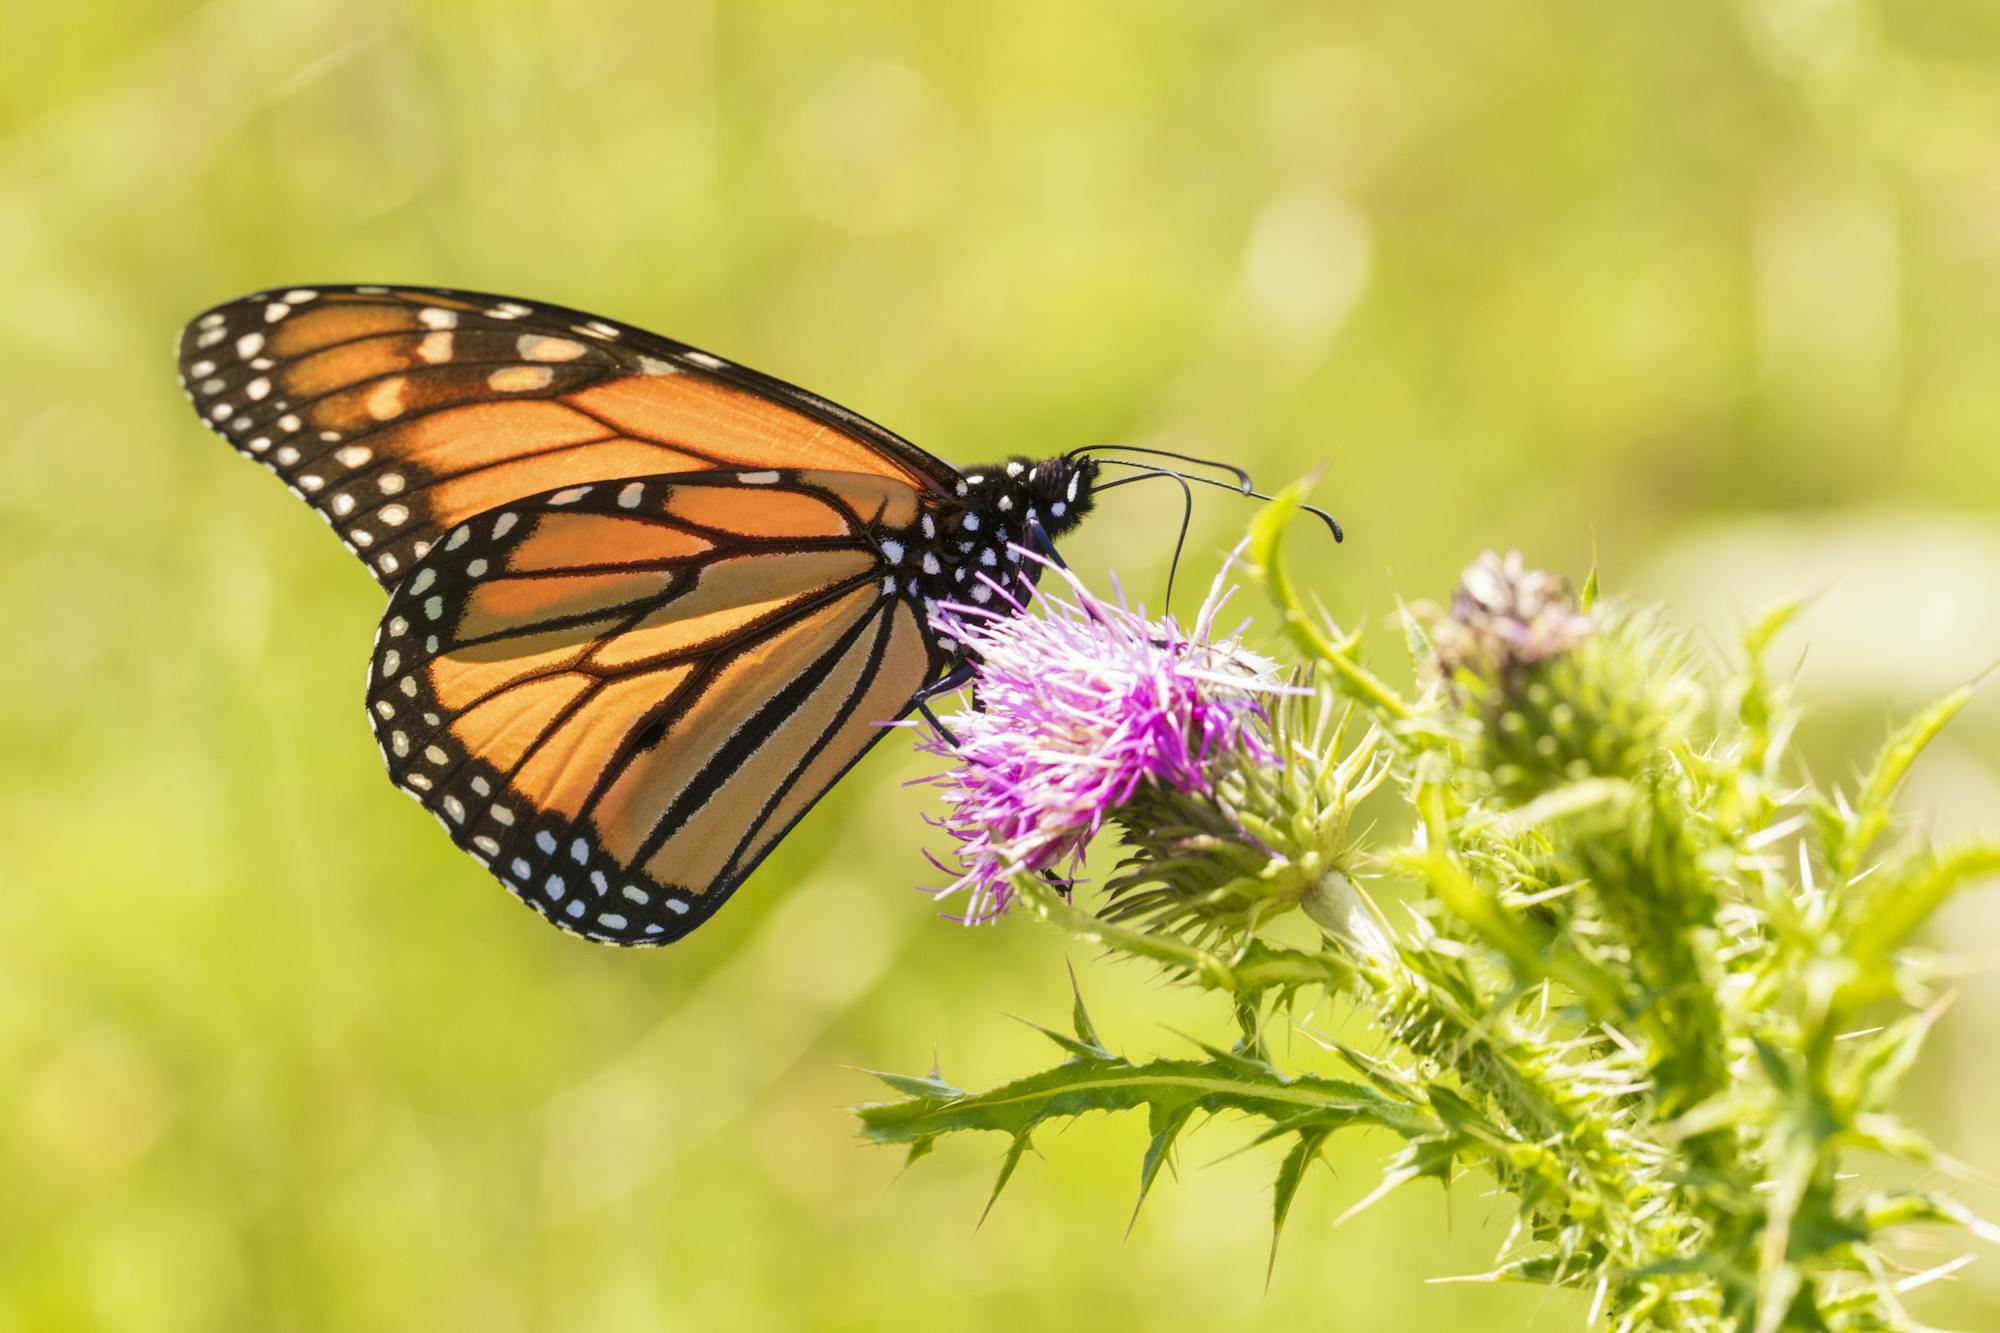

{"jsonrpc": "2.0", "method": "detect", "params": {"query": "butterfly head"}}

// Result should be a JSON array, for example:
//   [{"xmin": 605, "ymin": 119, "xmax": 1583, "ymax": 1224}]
[{"xmin": 951, "ymin": 455, "xmax": 1099, "ymax": 545}]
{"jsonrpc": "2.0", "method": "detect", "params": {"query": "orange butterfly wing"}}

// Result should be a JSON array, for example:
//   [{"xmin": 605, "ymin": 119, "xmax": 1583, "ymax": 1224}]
[
  {"xmin": 178, "ymin": 286, "xmax": 955, "ymax": 586},
  {"xmin": 364, "ymin": 467, "xmax": 942, "ymax": 944}
]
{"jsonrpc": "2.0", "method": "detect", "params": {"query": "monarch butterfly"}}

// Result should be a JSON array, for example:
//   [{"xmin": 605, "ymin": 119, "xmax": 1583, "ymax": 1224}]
[{"xmin": 178, "ymin": 285, "xmax": 1335, "ymax": 947}]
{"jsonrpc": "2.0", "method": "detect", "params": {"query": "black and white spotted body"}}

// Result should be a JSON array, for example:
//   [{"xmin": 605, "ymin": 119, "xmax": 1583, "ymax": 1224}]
[{"xmin": 892, "ymin": 455, "xmax": 1099, "ymax": 652}]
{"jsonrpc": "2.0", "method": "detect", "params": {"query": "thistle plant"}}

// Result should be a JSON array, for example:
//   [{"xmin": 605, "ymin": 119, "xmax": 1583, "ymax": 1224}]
[{"xmin": 857, "ymin": 493, "xmax": 2000, "ymax": 1332}]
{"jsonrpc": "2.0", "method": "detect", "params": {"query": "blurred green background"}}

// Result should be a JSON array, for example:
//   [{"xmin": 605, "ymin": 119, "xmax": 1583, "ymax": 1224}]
[{"xmin": 5, "ymin": 0, "xmax": 2000, "ymax": 1328}]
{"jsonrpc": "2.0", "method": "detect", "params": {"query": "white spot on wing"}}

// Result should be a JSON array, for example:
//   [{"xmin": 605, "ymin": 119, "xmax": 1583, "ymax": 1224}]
[
  {"xmin": 488, "ymin": 365, "xmax": 554, "ymax": 392},
  {"xmin": 366, "ymin": 377, "xmax": 408, "ymax": 420},
  {"xmin": 517, "ymin": 334, "xmax": 586, "ymax": 362}
]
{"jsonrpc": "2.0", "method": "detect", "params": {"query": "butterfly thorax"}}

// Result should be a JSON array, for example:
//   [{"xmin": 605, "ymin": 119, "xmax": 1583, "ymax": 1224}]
[{"xmin": 890, "ymin": 455, "xmax": 1098, "ymax": 629}]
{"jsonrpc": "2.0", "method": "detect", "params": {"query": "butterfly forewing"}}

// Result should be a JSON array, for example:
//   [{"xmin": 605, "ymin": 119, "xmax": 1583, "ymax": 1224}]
[
  {"xmin": 178, "ymin": 286, "xmax": 954, "ymax": 586},
  {"xmin": 364, "ymin": 468, "xmax": 942, "ymax": 944}
]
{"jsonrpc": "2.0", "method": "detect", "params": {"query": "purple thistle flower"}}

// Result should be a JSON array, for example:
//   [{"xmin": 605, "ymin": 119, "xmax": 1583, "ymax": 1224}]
[{"xmin": 919, "ymin": 553, "xmax": 1284, "ymax": 922}]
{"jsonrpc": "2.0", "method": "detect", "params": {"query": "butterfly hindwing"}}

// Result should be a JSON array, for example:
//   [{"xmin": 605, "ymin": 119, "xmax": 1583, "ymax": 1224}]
[
  {"xmin": 178, "ymin": 285, "xmax": 955, "ymax": 586},
  {"xmin": 364, "ymin": 467, "xmax": 943, "ymax": 944}
]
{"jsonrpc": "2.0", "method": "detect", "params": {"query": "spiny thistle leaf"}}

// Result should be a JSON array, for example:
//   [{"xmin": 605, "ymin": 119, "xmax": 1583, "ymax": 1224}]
[
  {"xmin": 1820, "ymin": 684, "xmax": 1977, "ymax": 888},
  {"xmin": 865, "ymin": 1066, "xmax": 965, "ymax": 1100},
  {"xmin": 859, "ymin": 1035, "xmax": 1441, "ymax": 1234},
  {"xmin": 982, "ymin": 1132, "xmax": 1035, "ymax": 1226},
  {"xmin": 1016, "ymin": 1014, "xmax": 1117, "ymax": 1064},
  {"xmin": 1269, "ymin": 1125, "xmax": 1335, "ymax": 1281},
  {"xmin": 857, "ymin": 1053, "xmax": 1433, "ymax": 1148},
  {"xmin": 1130, "ymin": 1101, "xmax": 1198, "ymax": 1233},
  {"xmin": 1068, "ymin": 963, "xmax": 1108, "ymax": 1054},
  {"xmin": 1839, "ymin": 843, "xmax": 2000, "ymax": 1011},
  {"xmin": 1861, "ymin": 1191, "xmax": 2000, "ymax": 1248},
  {"xmin": 1742, "ymin": 599, "xmax": 1805, "ymax": 664}
]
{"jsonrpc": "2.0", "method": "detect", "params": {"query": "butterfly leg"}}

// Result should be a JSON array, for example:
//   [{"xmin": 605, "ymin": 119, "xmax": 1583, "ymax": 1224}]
[
  {"xmin": 915, "ymin": 698, "xmax": 957, "ymax": 747},
  {"xmin": 919, "ymin": 662, "xmax": 975, "ymax": 701},
  {"xmin": 912, "ymin": 663, "xmax": 976, "ymax": 746}
]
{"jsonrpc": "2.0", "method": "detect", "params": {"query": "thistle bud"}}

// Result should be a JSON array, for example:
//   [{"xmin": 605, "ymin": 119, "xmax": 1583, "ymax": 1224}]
[{"xmin": 1431, "ymin": 551, "xmax": 1698, "ymax": 802}]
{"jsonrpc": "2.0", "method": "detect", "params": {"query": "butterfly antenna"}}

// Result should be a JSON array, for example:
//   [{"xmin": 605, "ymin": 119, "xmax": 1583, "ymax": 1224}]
[
  {"xmin": 1163, "ymin": 469, "xmax": 1193, "ymax": 615},
  {"xmin": 1094, "ymin": 460, "xmax": 1344, "ymax": 545},
  {"xmin": 1092, "ymin": 465, "xmax": 1197, "ymax": 614},
  {"xmin": 1067, "ymin": 443, "xmax": 1254, "ymax": 495}
]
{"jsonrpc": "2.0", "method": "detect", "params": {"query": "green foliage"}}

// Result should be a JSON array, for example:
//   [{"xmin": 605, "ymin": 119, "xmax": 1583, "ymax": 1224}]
[
  {"xmin": 1101, "ymin": 695, "xmax": 1391, "ymax": 949},
  {"xmin": 856, "ymin": 980, "xmax": 1439, "ymax": 1253},
  {"xmin": 858, "ymin": 505, "xmax": 2000, "ymax": 1332}
]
